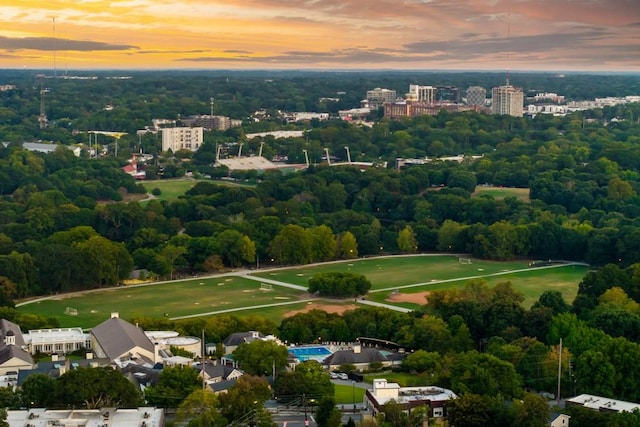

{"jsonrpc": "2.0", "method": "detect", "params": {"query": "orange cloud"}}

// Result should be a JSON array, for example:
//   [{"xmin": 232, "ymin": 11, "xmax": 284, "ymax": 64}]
[{"xmin": 0, "ymin": 0, "xmax": 637, "ymax": 71}]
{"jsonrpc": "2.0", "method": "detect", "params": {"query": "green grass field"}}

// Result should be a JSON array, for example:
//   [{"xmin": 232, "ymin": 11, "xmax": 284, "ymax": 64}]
[
  {"xmin": 17, "ymin": 256, "xmax": 588, "ymax": 328},
  {"xmin": 142, "ymin": 179, "xmax": 201, "ymax": 201},
  {"xmin": 142, "ymin": 178, "xmax": 254, "ymax": 202},
  {"xmin": 252, "ymin": 256, "xmax": 531, "ymax": 290},
  {"xmin": 18, "ymin": 276, "xmax": 307, "ymax": 328},
  {"xmin": 473, "ymin": 186, "xmax": 530, "ymax": 202},
  {"xmin": 334, "ymin": 384, "xmax": 366, "ymax": 405},
  {"xmin": 365, "ymin": 264, "xmax": 588, "ymax": 309}
]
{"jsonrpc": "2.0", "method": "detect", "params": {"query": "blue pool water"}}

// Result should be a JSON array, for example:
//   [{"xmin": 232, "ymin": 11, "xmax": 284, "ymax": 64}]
[{"xmin": 288, "ymin": 346, "xmax": 332, "ymax": 362}]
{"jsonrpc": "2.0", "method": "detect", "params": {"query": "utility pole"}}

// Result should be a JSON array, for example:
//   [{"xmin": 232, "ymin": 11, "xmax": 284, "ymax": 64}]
[
  {"xmin": 557, "ymin": 338, "xmax": 563, "ymax": 406},
  {"xmin": 201, "ymin": 329, "xmax": 206, "ymax": 390}
]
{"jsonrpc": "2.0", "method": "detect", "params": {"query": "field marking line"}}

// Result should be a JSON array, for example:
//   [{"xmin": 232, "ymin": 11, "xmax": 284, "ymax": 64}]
[
  {"xmin": 372, "ymin": 262, "xmax": 587, "ymax": 293},
  {"xmin": 168, "ymin": 298, "xmax": 317, "ymax": 320}
]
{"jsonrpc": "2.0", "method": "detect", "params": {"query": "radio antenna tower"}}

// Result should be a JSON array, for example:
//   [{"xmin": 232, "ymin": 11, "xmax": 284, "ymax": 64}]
[
  {"xmin": 210, "ymin": 97, "xmax": 215, "ymax": 116},
  {"xmin": 38, "ymin": 74, "xmax": 48, "ymax": 129},
  {"xmin": 505, "ymin": 4, "xmax": 511, "ymax": 86},
  {"xmin": 52, "ymin": 17, "xmax": 57, "ymax": 79}
]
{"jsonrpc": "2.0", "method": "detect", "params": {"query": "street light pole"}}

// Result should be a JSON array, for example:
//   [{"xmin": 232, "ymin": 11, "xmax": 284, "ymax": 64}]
[
  {"xmin": 303, "ymin": 393, "xmax": 309, "ymax": 427},
  {"xmin": 352, "ymin": 380, "xmax": 356, "ymax": 412}
]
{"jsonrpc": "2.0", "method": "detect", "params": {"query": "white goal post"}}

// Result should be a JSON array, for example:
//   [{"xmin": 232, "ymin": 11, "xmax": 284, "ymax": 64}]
[
  {"xmin": 259, "ymin": 283, "xmax": 273, "ymax": 291},
  {"xmin": 64, "ymin": 307, "xmax": 78, "ymax": 316},
  {"xmin": 458, "ymin": 257, "xmax": 472, "ymax": 264}
]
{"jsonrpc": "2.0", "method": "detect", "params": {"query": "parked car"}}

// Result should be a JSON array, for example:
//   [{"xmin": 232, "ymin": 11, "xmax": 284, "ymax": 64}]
[
  {"xmin": 330, "ymin": 372, "xmax": 338, "ymax": 379},
  {"xmin": 338, "ymin": 373, "xmax": 348, "ymax": 380},
  {"xmin": 348, "ymin": 372, "xmax": 364, "ymax": 382}
]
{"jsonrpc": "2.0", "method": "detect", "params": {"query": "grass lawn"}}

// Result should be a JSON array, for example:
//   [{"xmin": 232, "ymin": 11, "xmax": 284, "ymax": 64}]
[
  {"xmin": 142, "ymin": 178, "xmax": 201, "ymax": 202},
  {"xmin": 17, "ymin": 256, "xmax": 589, "ymax": 328},
  {"xmin": 141, "ymin": 178, "xmax": 254, "ymax": 202},
  {"xmin": 334, "ymin": 383, "xmax": 366, "ymax": 405},
  {"xmin": 472, "ymin": 186, "xmax": 530, "ymax": 202},
  {"xmin": 252, "ymin": 255, "xmax": 530, "ymax": 290},
  {"xmin": 365, "ymin": 264, "xmax": 588, "ymax": 309},
  {"xmin": 18, "ymin": 276, "xmax": 307, "ymax": 328}
]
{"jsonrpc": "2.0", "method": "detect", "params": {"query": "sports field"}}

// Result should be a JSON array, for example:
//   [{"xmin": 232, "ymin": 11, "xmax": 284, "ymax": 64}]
[
  {"xmin": 366, "ymin": 263, "xmax": 588, "ymax": 309},
  {"xmin": 253, "ymin": 255, "xmax": 531, "ymax": 290},
  {"xmin": 18, "ymin": 276, "xmax": 307, "ymax": 328},
  {"xmin": 472, "ymin": 186, "xmax": 530, "ymax": 202},
  {"xmin": 17, "ymin": 255, "xmax": 588, "ymax": 328}
]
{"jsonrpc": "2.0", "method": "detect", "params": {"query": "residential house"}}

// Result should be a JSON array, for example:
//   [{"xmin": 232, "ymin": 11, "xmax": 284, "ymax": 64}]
[
  {"xmin": 222, "ymin": 331, "xmax": 266, "ymax": 355},
  {"xmin": 120, "ymin": 364, "xmax": 162, "ymax": 394},
  {"xmin": 0, "ymin": 319, "xmax": 33, "ymax": 375},
  {"xmin": 550, "ymin": 412, "xmax": 571, "ymax": 427},
  {"xmin": 17, "ymin": 353, "xmax": 110, "ymax": 386},
  {"xmin": 197, "ymin": 360, "xmax": 243, "ymax": 385}
]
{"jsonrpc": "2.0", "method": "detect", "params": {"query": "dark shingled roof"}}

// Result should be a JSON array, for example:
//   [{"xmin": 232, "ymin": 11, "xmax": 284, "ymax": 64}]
[
  {"xmin": 208, "ymin": 378, "xmax": 238, "ymax": 393},
  {"xmin": 222, "ymin": 331, "xmax": 264, "ymax": 347},
  {"xmin": 0, "ymin": 319, "xmax": 32, "ymax": 366},
  {"xmin": 324, "ymin": 347, "xmax": 391, "ymax": 365},
  {"xmin": 201, "ymin": 362, "xmax": 239, "ymax": 380},
  {"xmin": 91, "ymin": 316, "xmax": 155, "ymax": 361}
]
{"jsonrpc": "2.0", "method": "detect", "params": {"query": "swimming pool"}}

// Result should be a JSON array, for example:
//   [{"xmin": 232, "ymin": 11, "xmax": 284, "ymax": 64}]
[{"xmin": 288, "ymin": 345, "xmax": 333, "ymax": 362}]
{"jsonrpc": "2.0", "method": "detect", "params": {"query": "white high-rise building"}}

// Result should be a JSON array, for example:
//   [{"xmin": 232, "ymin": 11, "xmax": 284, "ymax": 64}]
[
  {"xmin": 161, "ymin": 127, "xmax": 203, "ymax": 152},
  {"xmin": 407, "ymin": 84, "xmax": 436, "ymax": 104},
  {"xmin": 466, "ymin": 86, "xmax": 487, "ymax": 107},
  {"xmin": 366, "ymin": 88, "xmax": 397, "ymax": 108},
  {"xmin": 491, "ymin": 85, "xmax": 524, "ymax": 117}
]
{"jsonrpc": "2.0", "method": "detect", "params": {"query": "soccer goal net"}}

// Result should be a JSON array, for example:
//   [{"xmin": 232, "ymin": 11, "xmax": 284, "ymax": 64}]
[
  {"xmin": 260, "ymin": 283, "xmax": 273, "ymax": 291},
  {"xmin": 64, "ymin": 307, "xmax": 78, "ymax": 316},
  {"xmin": 458, "ymin": 257, "xmax": 472, "ymax": 265}
]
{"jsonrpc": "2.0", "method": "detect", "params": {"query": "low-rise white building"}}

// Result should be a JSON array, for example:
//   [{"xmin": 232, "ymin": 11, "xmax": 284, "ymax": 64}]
[
  {"xmin": 364, "ymin": 378, "xmax": 457, "ymax": 420},
  {"xmin": 566, "ymin": 394, "xmax": 640, "ymax": 413},
  {"xmin": 24, "ymin": 328, "xmax": 91, "ymax": 355},
  {"xmin": 7, "ymin": 407, "xmax": 164, "ymax": 427}
]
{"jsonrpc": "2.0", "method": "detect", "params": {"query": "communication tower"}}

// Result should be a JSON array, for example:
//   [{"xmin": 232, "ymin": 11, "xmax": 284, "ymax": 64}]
[{"xmin": 38, "ymin": 74, "xmax": 48, "ymax": 129}]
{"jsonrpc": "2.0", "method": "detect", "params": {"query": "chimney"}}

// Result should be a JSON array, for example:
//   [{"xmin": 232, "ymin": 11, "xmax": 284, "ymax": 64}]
[
  {"xmin": 86, "ymin": 352, "xmax": 93, "ymax": 360},
  {"xmin": 51, "ymin": 354, "xmax": 59, "ymax": 362},
  {"xmin": 110, "ymin": 312, "xmax": 119, "ymax": 318},
  {"xmin": 353, "ymin": 344, "xmax": 361, "ymax": 354}
]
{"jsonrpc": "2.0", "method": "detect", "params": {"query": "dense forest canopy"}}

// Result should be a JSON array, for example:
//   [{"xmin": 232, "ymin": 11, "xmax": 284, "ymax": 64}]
[
  {"xmin": 0, "ymin": 70, "xmax": 639, "ymax": 425},
  {"xmin": 0, "ymin": 70, "xmax": 639, "ymax": 298}
]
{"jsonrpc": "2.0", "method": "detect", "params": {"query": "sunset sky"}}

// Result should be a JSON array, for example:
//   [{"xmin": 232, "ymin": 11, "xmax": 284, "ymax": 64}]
[{"xmin": 1, "ymin": 0, "xmax": 639, "ymax": 71}]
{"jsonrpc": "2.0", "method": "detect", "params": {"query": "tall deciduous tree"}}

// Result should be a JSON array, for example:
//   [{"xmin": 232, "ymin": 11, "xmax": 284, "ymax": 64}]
[
  {"xmin": 232, "ymin": 340, "xmax": 289, "ymax": 376},
  {"xmin": 54, "ymin": 367, "xmax": 142, "ymax": 409},
  {"xmin": 145, "ymin": 365, "xmax": 201, "ymax": 408},
  {"xmin": 20, "ymin": 373, "xmax": 55, "ymax": 408},
  {"xmin": 175, "ymin": 389, "xmax": 226, "ymax": 427},
  {"xmin": 397, "ymin": 225, "xmax": 418, "ymax": 253},
  {"xmin": 336, "ymin": 231, "xmax": 358, "ymax": 259},
  {"xmin": 268, "ymin": 224, "xmax": 312, "ymax": 265},
  {"xmin": 218, "ymin": 376, "xmax": 272, "ymax": 426},
  {"xmin": 309, "ymin": 225, "xmax": 337, "ymax": 262}
]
